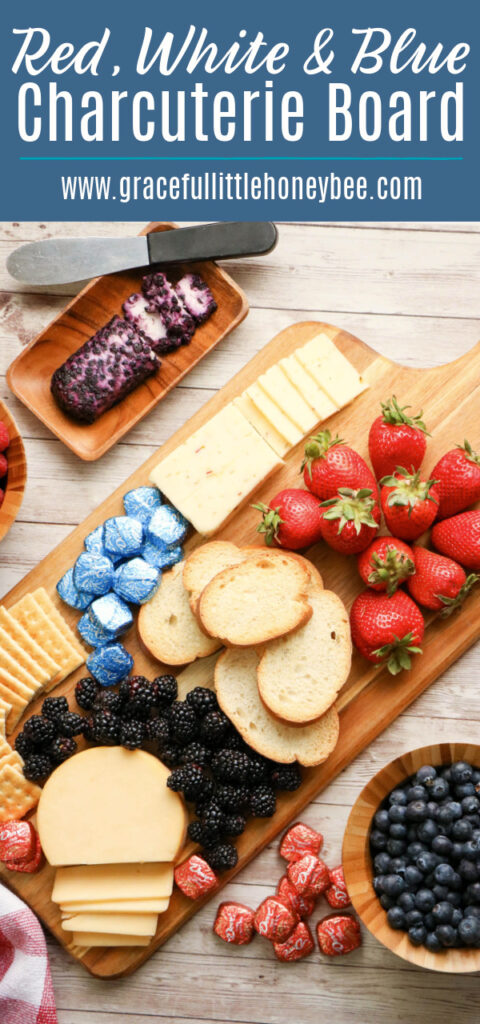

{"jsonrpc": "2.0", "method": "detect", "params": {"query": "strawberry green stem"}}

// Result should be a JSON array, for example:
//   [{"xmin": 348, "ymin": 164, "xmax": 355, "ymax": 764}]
[
  {"xmin": 457, "ymin": 440, "xmax": 480, "ymax": 467},
  {"xmin": 372, "ymin": 632, "xmax": 423, "ymax": 675},
  {"xmin": 252, "ymin": 502, "xmax": 283, "ymax": 546},
  {"xmin": 368, "ymin": 549, "xmax": 415, "ymax": 597},
  {"xmin": 438, "ymin": 573, "xmax": 480, "ymax": 617},
  {"xmin": 380, "ymin": 468, "xmax": 438, "ymax": 513},
  {"xmin": 301, "ymin": 430, "xmax": 344, "ymax": 478},
  {"xmin": 321, "ymin": 487, "xmax": 378, "ymax": 535},
  {"xmin": 380, "ymin": 396, "xmax": 429, "ymax": 434}
]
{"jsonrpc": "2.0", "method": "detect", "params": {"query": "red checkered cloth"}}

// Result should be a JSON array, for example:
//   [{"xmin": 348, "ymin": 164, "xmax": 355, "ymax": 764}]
[{"xmin": 0, "ymin": 885, "xmax": 57, "ymax": 1024}]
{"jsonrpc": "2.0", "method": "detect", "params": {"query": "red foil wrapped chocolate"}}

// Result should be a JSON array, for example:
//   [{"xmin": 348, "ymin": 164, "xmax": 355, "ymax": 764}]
[
  {"xmin": 276, "ymin": 874, "xmax": 316, "ymax": 919},
  {"xmin": 279, "ymin": 822, "xmax": 324, "ymax": 863},
  {"xmin": 325, "ymin": 865, "xmax": 351, "ymax": 909},
  {"xmin": 213, "ymin": 902, "xmax": 255, "ymax": 945},
  {"xmin": 0, "ymin": 821, "xmax": 36, "ymax": 864},
  {"xmin": 273, "ymin": 920, "xmax": 315, "ymax": 962},
  {"xmin": 316, "ymin": 914, "xmax": 362, "ymax": 956},
  {"xmin": 287, "ymin": 853, "xmax": 330, "ymax": 898},
  {"xmin": 174, "ymin": 855, "xmax": 218, "ymax": 900},
  {"xmin": 4, "ymin": 832, "xmax": 43, "ymax": 874},
  {"xmin": 253, "ymin": 896, "xmax": 297, "ymax": 942}
]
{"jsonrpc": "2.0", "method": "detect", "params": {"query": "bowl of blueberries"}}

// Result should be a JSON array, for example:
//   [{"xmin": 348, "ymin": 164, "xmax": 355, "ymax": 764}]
[{"xmin": 342, "ymin": 742, "xmax": 480, "ymax": 972}]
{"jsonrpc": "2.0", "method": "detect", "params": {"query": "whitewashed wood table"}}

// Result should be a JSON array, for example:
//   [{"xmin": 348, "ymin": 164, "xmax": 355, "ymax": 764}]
[{"xmin": 1, "ymin": 221, "xmax": 480, "ymax": 1024}]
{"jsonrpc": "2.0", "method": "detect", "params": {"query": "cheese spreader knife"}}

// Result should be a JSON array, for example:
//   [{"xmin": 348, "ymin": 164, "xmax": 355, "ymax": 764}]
[{"xmin": 7, "ymin": 221, "xmax": 278, "ymax": 286}]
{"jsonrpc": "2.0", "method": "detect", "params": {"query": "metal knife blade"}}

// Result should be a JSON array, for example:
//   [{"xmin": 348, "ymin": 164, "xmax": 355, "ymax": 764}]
[{"xmin": 7, "ymin": 222, "xmax": 277, "ymax": 286}]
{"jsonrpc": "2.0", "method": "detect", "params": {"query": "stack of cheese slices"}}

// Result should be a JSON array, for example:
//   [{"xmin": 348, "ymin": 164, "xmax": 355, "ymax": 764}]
[
  {"xmin": 138, "ymin": 542, "xmax": 352, "ymax": 767},
  {"xmin": 37, "ymin": 747, "xmax": 187, "ymax": 947}
]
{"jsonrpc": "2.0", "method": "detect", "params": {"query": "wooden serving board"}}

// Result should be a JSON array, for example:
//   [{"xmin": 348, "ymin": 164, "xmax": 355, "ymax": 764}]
[{"xmin": 2, "ymin": 321, "xmax": 480, "ymax": 979}]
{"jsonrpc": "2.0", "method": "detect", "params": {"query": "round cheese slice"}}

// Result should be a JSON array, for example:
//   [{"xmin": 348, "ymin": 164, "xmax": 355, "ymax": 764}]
[{"xmin": 37, "ymin": 747, "xmax": 187, "ymax": 866}]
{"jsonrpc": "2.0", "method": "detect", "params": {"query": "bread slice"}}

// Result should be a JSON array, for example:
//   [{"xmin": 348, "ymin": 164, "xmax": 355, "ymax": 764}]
[
  {"xmin": 183, "ymin": 541, "xmax": 246, "ymax": 615},
  {"xmin": 138, "ymin": 562, "xmax": 221, "ymax": 666},
  {"xmin": 198, "ymin": 552, "xmax": 312, "ymax": 647},
  {"xmin": 257, "ymin": 587, "xmax": 351, "ymax": 725},
  {"xmin": 242, "ymin": 548, "xmax": 323, "ymax": 590},
  {"xmin": 215, "ymin": 648, "xmax": 339, "ymax": 766}
]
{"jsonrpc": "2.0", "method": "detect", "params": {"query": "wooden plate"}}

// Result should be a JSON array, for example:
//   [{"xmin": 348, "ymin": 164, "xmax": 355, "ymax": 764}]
[
  {"xmin": 0, "ymin": 400, "xmax": 26, "ymax": 542},
  {"xmin": 343, "ymin": 741, "xmax": 480, "ymax": 973},
  {"xmin": 6, "ymin": 222, "xmax": 248, "ymax": 461}
]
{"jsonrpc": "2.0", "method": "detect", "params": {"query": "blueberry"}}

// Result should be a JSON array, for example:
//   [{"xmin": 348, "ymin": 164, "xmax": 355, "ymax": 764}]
[
  {"xmin": 416, "ymin": 765, "xmax": 437, "ymax": 787},
  {"xmin": 386, "ymin": 839, "xmax": 406, "ymax": 857},
  {"xmin": 407, "ymin": 842, "xmax": 427, "ymax": 860},
  {"xmin": 451, "ymin": 818, "xmax": 473, "ymax": 842},
  {"xmin": 389, "ymin": 858, "xmax": 407, "ymax": 874},
  {"xmin": 432, "ymin": 885, "xmax": 449, "ymax": 902},
  {"xmin": 370, "ymin": 829, "xmax": 388, "ymax": 850},
  {"xmin": 405, "ymin": 909, "xmax": 424, "ymax": 927},
  {"xmin": 442, "ymin": 767, "xmax": 453, "ymax": 783},
  {"xmin": 407, "ymin": 785, "xmax": 428, "ymax": 803},
  {"xmin": 389, "ymin": 804, "xmax": 407, "ymax": 824},
  {"xmin": 373, "ymin": 875, "xmax": 384, "ymax": 894},
  {"xmin": 451, "ymin": 842, "xmax": 465, "ymax": 862},
  {"xmin": 458, "ymin": 916, "xmax": 480, "ymax": 947},
  {"xmin": 455, "ymin": 783, "xmax": 476, "ymax": 800},
  {"xmin": 432, "ymin": 901, "xmax": 453, "ymax": 924},
  {"xmin": 424, "ymin": 912, "xmax": 436, "ymax": 930},
  {"xmin": 464, "ymin": 906, "xmax": 480, "ymax": 920},
  {"xmin": 387, "ymin": 907, "xmax": 406, "ymax": 930},
  {"xmin": 451, "ymin": 762, "xmax": 474, "ymax": 785},
  {"xmin": 417, "ymin": 820, "xmax": 439, "ymax": 844},
  {"xmin": 415, "ymin": 888, "xmax": 435, "ymax": 912},
  {"xmin": 462, "ymin": 838, "xmax": 480, "ymax": 859},
  {"xmin": 374, "ymin": 852, "xmax": 392, "ymax": 874},
  {"xmin": 406, "ymin": 800, "xmax": 428, "ymax": 822},
  {"xmin": 404, "ymin": 865, "xmax": 424, "ymax": 889},
  {"xmin": 389, "ymin": 823, "xmax": 408, "ymax": 840},
  {"xmin": 466, "ymin": 882, "xmax": 480, "ymax": 904},
  {"xmin": 398, "ymin": 892, "xmax": 416, "ymax": 912},
  {"xmin": 408, "ymin": 924, "xmax": 427, "ymax": 946},
  {"xmin": 436, "ymin": 924, "xmax": 457, "ymax": 947},
  {"xmin": 459, "ymin": 859, "xmax": 478, "ymax": 883},
  {"xmin": 446, "ymin": 890, "xmax": 462, "ymax": 908},
  {"xmin": 451, "ymin": 908, "xmax": 463, "ymax": 929},
  {"xmin": 434, "ymin": 862, "xmax": 456, "ymax": 887},
  {"xmin": 426, "ymin": 802, "xmax": 439, "ymax": 820},
  {"xmin": 374, "ymin": 809, "xmax": 390, "ymax": 833},
  {"xmin": 380, "ymin": 893, "xmax": 396, "ymax": 911},
  {"xmin": 431, "ymin": 835, "xmax": 453, "ymax": 857},
  {"xmin": 425, "ymin": 931, "xmax": 442, "ymax": 952},
  {"xmin": 437, "ymin": 802, "xmax": 462, "ymax": 827},
  {"xmin": 381, "ymin": 874, "xmax": 405, "ymax": 897},
  {"xmin": 467, "ymin": 814, "xmax": 480, "ymax": 829},
  {"xmin": 430, "ymin": 777, "xmax": 450, "ymax": 801},
  {"xmin": 389, "ymin": 788, "xmax": 407, "ymax": 806},
  {"xmin": 407, "ymin": 826, "xmax": 419, "ymax": 842},
  {"xmin": 416, "ymin": 852, "xmax": 438, "ymax": 875}
]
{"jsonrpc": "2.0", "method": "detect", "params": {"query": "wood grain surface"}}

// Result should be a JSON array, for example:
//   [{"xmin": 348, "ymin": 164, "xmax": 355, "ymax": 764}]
[{"xmin": 1, "ymin": 222, "xmax": 480, "ymax": 1023}]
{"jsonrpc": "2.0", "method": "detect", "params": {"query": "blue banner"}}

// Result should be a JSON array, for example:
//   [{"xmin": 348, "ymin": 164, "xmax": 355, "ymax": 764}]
[{"xmin": 1, "ymin": 0, "xmax": 478, "ymax": 219}]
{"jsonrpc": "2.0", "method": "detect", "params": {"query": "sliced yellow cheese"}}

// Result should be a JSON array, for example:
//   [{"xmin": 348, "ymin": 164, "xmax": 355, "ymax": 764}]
[
  {"xmin": 72, "ymin": 931, "xmax": 151, "ymax": 947},
  {"xmin": 281, "ymin": 355, "xmax": 338, "ymax": 420},
  {"xmin": 52, "ymin": 862, "xmax": 174, "ymax": 903},
  {"xmin": 62, "ymin": 911, "xmax": 158, "ymax": 936},
  {"xmin": 38, "ymin": 748, "xmax": 187, "ymax": 866},
  {"xmin": 258, "ymin": 365, "xmax": 319, "ymax": 434},
  {"xmin": 245, "ymin": 382, "xmax": 303, "ymax": 448},
  {"xmin": 296, "ymin": 334, "xmax": 367, "ymax": 406},
  {"xmin": 60, "ymin": 897, "xmax": 170, "ymax": 914},
  {"xmin": 233, "ymin": 393, "xmax": 290, "ymax": 457}
]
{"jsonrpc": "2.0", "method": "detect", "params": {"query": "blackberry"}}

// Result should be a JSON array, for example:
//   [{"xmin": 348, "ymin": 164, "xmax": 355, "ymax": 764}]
[
  {"xmin": 226, "ymin": 733, "xmax": 248, "ymax": 752},
  {"xmin": 187, "ymin": 820, "xmax": 223, "ymax": 847},
  {"xmin": 168, "ymin": 765, "xmax": 212, "ymax": 803},
  {"xmin": 119, "ymin": 719, "xmax": 146, "ymax": 750},
  {"xmin": 168, "ymin": 703, "xmax": 198, "ymax": 744},
  {"xmin": 186, "ymin": 686, "xmax": 218, "ymax": 718},
  {"xmin": 23, "ymin": 753, "xmax": 52, "ymax": 782},
  {"xmin": 199, "ymin": 710, "xmax": 232, "ymax": 748},
  {"xmin": 215, "ymin": 783, "xmax": 250, "ymax": 812},
  {"xmin": 14, "ymin": 732, "xmax": 34, "ymax": 759},
  {"xmin": 88, "ymin": 710, "xmax": 120, "ymax": 745},
  {"xmin": 120, "ymin": 677, "xmax": 158, "ymax": 720},
  {"xmin": 247, "ymin": 754, "xmax": 271, "ymax": 786},
  {"xmin": 55, "ymin": 712, "xmax": 85, "ymax": 737},
  {"xmin": 41, "ymin": 696, "xmax": 69, "ymax": 723},
  {"xmin": 50, "ymin": 737, "xmax": 77, "ymax": 764},
  {"xmin": 200, "ymin": 797, "xmax": 226, "ymax": 834},
  {"xmin": 153, "ymin": 674, "xmax": 178, "ymax": 709},
  {"xmin": 146, "ymin": 716, "xmax": 170, "ymax": 747},
  {"xmin": 203, "ymin": 842, "xmax": 238, "ymax": 872},
  {"xmin": 224, "ymin": 814, "xmax": 247, "ymax": 837},
  {"xmin": 23, "ymin": 715, "xmax": 56, "ymax": 748},
  {"xmin": 75, "ymin": 676, "xmax": 99, "ymax": 710},
  {"xmin": 181, "ymin": 742, "xmax": 211, "ymax": 766},
  {"xmin": 211, "ymin": 749, "xmax": 250, "ymax": 784},
  {"xmin": 94, "ymin": 690, "xmax": 124, "ymax": 715},
  {"xmin": 160, "ymin": 743, "xmax": 182, "ymax": 768},
  {"xmin": 250, "ymin": 785, "xmax": 276, "ymax": 818},
  {"xmin": 270, "ymin": 763, "xmax": 303, "ymax": 792}
]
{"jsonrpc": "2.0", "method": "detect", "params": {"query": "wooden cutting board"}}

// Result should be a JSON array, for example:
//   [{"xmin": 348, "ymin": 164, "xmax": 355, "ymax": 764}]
[{"xmin": 2, "ymin": 321, "xmax": 480, "ymax": 979}]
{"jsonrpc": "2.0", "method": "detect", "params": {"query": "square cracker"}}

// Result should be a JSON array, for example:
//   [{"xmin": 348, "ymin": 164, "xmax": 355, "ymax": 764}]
[
  {"xmin": 0, "ymin": 625, "xmax": 50, "ymax": 685},
  {"xmin": 0, "ymin": 709, "xmax": 6, "ymax": 738},
  {"xmin": 0, "ymin": 683, "xmax": 27, "ymax": 733},
  {"xmin": 0, "ymin": 668, "xmax": 35, "ymax": 703},
  {"xmin": 33, "ymin": 589, "xmax": 87, "ymax": 660},
  {"xmin": 10, "ymin": 594, "xmax": 85, "ymax": 688},
  {"xmin": 0, "ymin": 763, "xmax": 41, "ymax": 823},
  {"xmin": 0, "ymin": 647, "xmax": 42, "ymax": 694},
  {"xmin": 0, "ymin": 607, "xmax": 59, "ymax": 681},
  {"xmin": 0, "ymin": 750, "xmax": 23, "ymax": 772}
]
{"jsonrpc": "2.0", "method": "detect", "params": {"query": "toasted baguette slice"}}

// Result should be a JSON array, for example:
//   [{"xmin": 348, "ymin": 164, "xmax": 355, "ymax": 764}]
[
  {"xmin": 215, "ymin": 648, "xmax": 339, "ymax": 766},
  {"xmin": 242, "ymin": 547, "xmax": 323, "ymax": 590},
  {"xmin": 198, "ymin": 552, "xmax": 312, "ymax": 647},
  {"xmin": 183, "ymin": 541, "xmax": 246, "ymax": 615},
  {"xmin": 257, "ymin": 587, "xmax": 351, "ymax": 725},
  {"xmin": 138, "ymin": 562, "xmax": 221, "ymax": 666}
]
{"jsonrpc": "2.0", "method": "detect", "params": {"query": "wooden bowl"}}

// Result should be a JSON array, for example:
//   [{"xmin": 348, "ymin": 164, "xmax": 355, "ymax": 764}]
[
  {"xmin": 0, "ymin": 400, "xmax": 26, "ymax": 542},
  {"xmin": 343, "ymin": 741, "xmax": 480, "ymax": 973}
]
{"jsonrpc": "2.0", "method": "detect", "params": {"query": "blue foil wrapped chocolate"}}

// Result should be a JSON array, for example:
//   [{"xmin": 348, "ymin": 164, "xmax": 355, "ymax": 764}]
[
  {"xmin": 73, "ymin": 552, "xmax": 114, "ymax": 596},
  {"xmin": 87, "ymin": 643, "xmax": 134, "ymax": 686},
  {"xmin": 84, "ymin": 525, "xmax": 106, "ymax": 556},
  {"xmin": 147, "ymin": 505, "xmax": 189, "ymax": 550},
  {"xmin": 103, "ymin": 516, "xmax": 144, "ymax": 558},
  {"xmin": 123, "ymin": 486, "xmax": 162, "ymax": 526},
  {"xmin": 56, "ymin": 568, "xmax": 94, "ymax": 611},
  {"xmin": 113, "ymin": 558, "xmax": 159, "ymax": 604},
  {"xmin": 77, "ymin": 612, "xmax": 112, "ymax": 648},
  {"xmin": 89, "ymin": 593, "xmax": 133, "ymax": 637},
  {"xmin": 142, "ymin": 542, "xmax": 184, "ymax": 571}
]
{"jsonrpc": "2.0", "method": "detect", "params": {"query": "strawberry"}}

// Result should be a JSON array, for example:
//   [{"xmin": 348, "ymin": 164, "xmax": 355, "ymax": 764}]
[
  {"xmin": 350, "ymin": 589, "xmax": 424, "ymax": 674},
  {"xmin": 357, "ymin": 537, "xmax": 415, "ymax": 596},
  {"xmin": 302, "ymin": 431, "xmax": 378, "ymax": 501},
  {"xmin": 432, "ymin": 510, "xmax": 480, "ymax": 571},
  {"xmin": 407, "ymin": 546, "xmax": 479, "ymax": 616},
  {"xmin": 0, "ymin": 422, "xmax": 9, "ymax": 453},
  {"xmin": 254, "ymin": 488, "xmax": 324, "ymax": 550},
  {"xmin": 368, "ymin": 396, "xmax": 428, "ymax": 480},
  {"xmin": 430, "ymin": 440, "xmax": 480, "ymax": 519},
  {"xmin": 0, "ymin": 453, "xmax": 7, "ymax": 478},
  {"xmin": 380, "ymin": 468, "xmax": 439, "ymax": 541},
  {"xmin": 0, "ymin": 488, "xmax": 4, "ymax": 509},
  {"xmin": 321, "ymin": 488, "xmax": 380, "ymax": 555}
]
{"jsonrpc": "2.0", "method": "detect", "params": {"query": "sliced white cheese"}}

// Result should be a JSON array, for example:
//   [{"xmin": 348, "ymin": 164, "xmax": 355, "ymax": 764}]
[
  {"xmin": 62, "ymin": 911, "xmax": 158, "ymax": 936},
  {"xmin": 53, "ymin": 863, "xmax": 174, "ymax": 903},
  {"xmin": 72, "ymin": 931, "xmax": 151, "ymax": 947},
  {"xmin": 60, "ymin": 898, "xmax": 170, "ymax": 914},
  {"xmin": 281, "ymin": 355, "xmax": 338, "ymax": 420},
  {"xmin": 258, "ymin": 365, "xmax": 319, "ymax": 434},
  {"xmin": 296, "ymin": 334, "xmax": 367, "ymax": 406},
  {"xmin": 246, "ymin": 382, "xmax": 303, "ymax": 448},
  {"xmin": 233, "ymin": 393, "xmax": 291, "ymax": 457}
]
